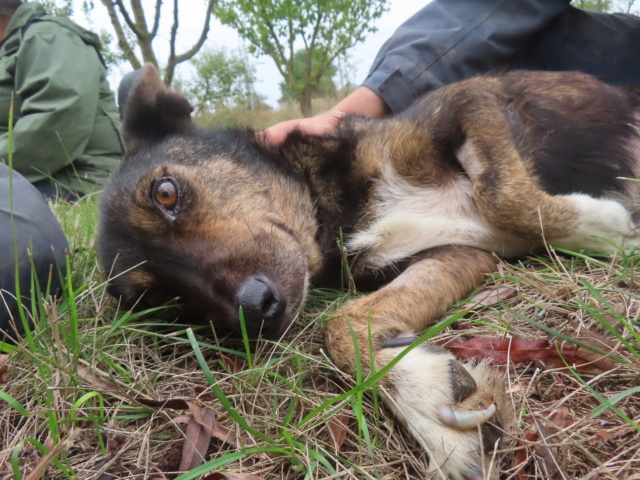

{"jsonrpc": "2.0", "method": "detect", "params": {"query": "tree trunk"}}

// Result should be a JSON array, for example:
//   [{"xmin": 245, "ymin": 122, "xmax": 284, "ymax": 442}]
[{"xmin": 299, "ymin": 89, "xmax": 313, "ymax": 117}]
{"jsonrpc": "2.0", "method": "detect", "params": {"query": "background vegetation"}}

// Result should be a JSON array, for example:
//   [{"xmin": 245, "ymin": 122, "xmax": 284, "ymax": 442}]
[{"xmin": 38, "ymin": 0, "xmax": 640, "ymax": 118}]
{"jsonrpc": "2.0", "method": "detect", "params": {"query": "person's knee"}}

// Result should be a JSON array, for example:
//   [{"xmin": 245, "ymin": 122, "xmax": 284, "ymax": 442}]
[{"xmin": 0, "ymin": 165, "xmax": 69, "ymax": 342}]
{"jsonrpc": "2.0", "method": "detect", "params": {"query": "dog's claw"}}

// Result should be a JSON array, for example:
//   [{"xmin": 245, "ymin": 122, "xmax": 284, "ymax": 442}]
[
  {"xmin": 437, "ymin": 403, "xmax": 496, "ymax": 430},
  {"xmin": 463, "ymin": 467, "xmax": 485, "ymax": 480},
  {"xmin": 380, "ymin": 335, "xmax": 420, "ymax": 348}
]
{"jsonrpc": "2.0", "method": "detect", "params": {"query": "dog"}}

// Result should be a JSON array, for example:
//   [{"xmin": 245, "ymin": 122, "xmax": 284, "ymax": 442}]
[{"xmin": 98, "ymin": 64, "xmax": 640, "ymax": 480}]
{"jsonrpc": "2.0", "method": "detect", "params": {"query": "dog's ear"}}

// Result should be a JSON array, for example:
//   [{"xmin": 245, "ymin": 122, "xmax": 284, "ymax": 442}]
[{"xmin": 121, "ymin": 63, "xmax": 194, "ymax": 153}]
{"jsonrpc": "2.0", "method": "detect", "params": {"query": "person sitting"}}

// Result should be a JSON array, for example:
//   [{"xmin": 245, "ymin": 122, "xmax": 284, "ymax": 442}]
[
  {"xmin": 0, "ymin": 164, "xmax": 69, "ymax": 342},
  {"xmin": 0, "ymin": 0, "xmax": 123, "ymax": 200},
  {"xmin": 0, "ymin": 0, "xmax": 123, "ymax": 341}
]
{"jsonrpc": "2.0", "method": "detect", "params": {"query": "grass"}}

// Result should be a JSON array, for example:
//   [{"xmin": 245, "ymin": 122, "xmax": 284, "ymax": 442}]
[
  {"xmin": 1, "ymin": 102, "xmax": 639, "ymax": 479},
  {"xmin": 1, "ymin": 196, "xmax": 639, "ymax": 480}
]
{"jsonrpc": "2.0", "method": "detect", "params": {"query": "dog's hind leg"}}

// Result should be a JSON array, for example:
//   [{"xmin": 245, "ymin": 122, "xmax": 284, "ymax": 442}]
[
  {"xmin": 324, "ymin": 245, "xmax": 509, "ymax": 480},
  {"xmin": 455, "ymin": 91, "xmax": 639, "ymax": 251}
]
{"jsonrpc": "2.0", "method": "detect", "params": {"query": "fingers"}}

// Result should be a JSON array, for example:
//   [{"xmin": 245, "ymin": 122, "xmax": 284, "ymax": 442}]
[
  {"xmin": 260, "ymin": 112, "xmax": 344, "ymax": 146},
  {"xmin": 258, "ymin": 118, "xmax": 302, "ymax": 146}
]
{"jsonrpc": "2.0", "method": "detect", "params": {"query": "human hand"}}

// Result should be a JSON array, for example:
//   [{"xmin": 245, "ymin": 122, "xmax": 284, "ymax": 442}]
[
  {"xmin": 260, "ymin": 87, "xmax": 390, "ymax": 146},
  {"xmin": 260, "ymin": 111, "xmax": 344, "ymax": 147}
]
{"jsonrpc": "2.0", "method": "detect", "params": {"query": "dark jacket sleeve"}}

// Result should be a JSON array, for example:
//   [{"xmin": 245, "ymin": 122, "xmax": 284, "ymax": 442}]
[
  {"xmin": 0, "ymin": 21, "xmax": 102, "ymax": 180},
  {"xmin": 362, "ymin": 0, "xmax": 572, "ymax": 113}
]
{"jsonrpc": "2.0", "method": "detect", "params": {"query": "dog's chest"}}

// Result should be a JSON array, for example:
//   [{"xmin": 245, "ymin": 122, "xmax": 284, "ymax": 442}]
[{"xmin": 346, "ymin": 166, "xmax": 532, "ymax": 270}]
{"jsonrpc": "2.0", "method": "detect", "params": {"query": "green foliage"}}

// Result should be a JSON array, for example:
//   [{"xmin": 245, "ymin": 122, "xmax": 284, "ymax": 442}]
[
  {"xmin": 181, "ymin": 47, "xmax": 260, "ymax": 114},
  {"xmin": 96, "ymin": 29, "xmax": 127, "ymax": 68},
  {"xmin": 279, "ymin": 50, "xmax": 338, "ymax": 103},
  {"xmin": 215, "ymin": 0, "xmax": 389, "ymax": 116},
  {"xmin": 40, "ymin": 0, "xmax": 74, "ymax": 17},
  {"xmin": 572, "ymin": 0, "xmax": 613, "ymax": 10},
  {"xmin": 572, "ymin": 0, "xmax": 638, "ymax": 12}
]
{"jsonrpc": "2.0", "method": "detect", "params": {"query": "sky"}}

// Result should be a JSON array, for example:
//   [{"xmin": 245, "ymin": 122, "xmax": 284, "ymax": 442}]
[{"xmin": 74, "ymin": 0, "xmax": 429, "ymax": 107}]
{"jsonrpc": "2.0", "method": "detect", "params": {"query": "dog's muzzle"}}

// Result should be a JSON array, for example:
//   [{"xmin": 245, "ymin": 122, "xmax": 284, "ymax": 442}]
[{"xmin": 235, "ymin": 275, "xmax": 286, "ymax": 338}]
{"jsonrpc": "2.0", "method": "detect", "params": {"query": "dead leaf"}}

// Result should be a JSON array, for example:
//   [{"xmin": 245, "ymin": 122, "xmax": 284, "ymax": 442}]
[
  {"xmin": 194, "ymin": 385, "xmax": 216, "ymax": 401},
  {"xmin": 156, "ymin": 440, "xmax": 184, "ymax": 474},
  {"xmin": 202, "ymin": 473, "xmax": 267, "ymax": 480},
  {"xmin": 136, "ymin": 397, "xmax": 191, "ymax": 410},
  {"xmin": 532, "ymin": 423, "xmax": 561, "ymax": 479},
  {"xmin": 445, "ymin": 337, "xmax": 615, "ymax": 371},
  {"xmin": 513, "ymin": 430, "xmax": 538, "ymax": 480},
  {"xmin": 546, "ymin": 407, "xmax": 573, "ymax": 431},
  {"xmin": 466, "ymin": 286, "xmax": 517, "ymax": 308},
  {"xmin": 568, "ymin": 320, "xmax": 618, "ymax": 349},
  {"xmin": 187, "ymin": 402, "xmax": 237, "ymax": 447},
  {"xmin": 512, "ymin": 409, "xmax": 573, "ymax": 480},
  {"xmin": 446, "ymin": 338, "xmax": 551, "ymax": 364},
  {"xmin": 446, "ymin": 287, "xmax": 517, "ymax": 327},
  {"xmin": 543, "ymin": 343, "xmax": 615, "ymax": 372},
  {"xmin": 179, "ymin": 405, "xmax": 215, "ymax": 472},
  {"xmin": 76, "ymin": 365, "xmax": 120, "ymax": 392},
  {"xmin": 172, "ymin": 415, "xmax": 193, "ymax": 425},
  {"xmin": 327, "ymin": 406, "xmax": 351, "ymax": 450},
  {"xmin": 219, "ymin": 354, "xmax": 244, "ymax": 374},
  {"xmin": 595, "ymin": 429, "xmax": 611, "ymax": 439}
]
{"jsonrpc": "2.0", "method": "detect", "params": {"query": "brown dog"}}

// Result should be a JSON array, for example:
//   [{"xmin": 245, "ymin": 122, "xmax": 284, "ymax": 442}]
[{"xmin": 98, "ymin": 64, "xmax": 640, "ymax": 479}]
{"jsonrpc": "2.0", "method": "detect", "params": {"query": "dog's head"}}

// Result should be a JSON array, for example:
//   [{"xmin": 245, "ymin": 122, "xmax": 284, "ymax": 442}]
[{"xmin": 98, "ymin": 65, "xmax": 322, "ymax": 338}]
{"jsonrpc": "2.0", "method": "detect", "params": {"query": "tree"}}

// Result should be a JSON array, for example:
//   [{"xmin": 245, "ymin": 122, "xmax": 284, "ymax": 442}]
[
  {"xmin": 572, "ymin": 0, "xmax": 638, "ymax": 12},
  {"xmin": 572, "ymin": 0, "xmax": 613, "ymax": 11},
  {"xmin": 278, "ymin": 50, "xmax": 337, "ymax": 103},
  {"xmin": 85, "ymin": 0, "xmax": 218, "ymax": 86},
  {"xmin": 182, "ymin": 47, "xmax": 259, "ymax": 114},
  {"xmin": 40, "ymin": 0, "xmax": 73, "ymax": 16},
  {"xmin": 215, "ymin": 0, "xmax": 389, "ymax": 116}
]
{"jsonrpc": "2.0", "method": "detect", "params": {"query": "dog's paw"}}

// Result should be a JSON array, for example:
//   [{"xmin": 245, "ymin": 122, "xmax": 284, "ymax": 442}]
[
  {"xmin": 553, "ymin": 194, "xmax": 640, "ymax": 252},
  {"xmin": 377, "ymin": 344, "xmax": 511, "ymax": 480}
]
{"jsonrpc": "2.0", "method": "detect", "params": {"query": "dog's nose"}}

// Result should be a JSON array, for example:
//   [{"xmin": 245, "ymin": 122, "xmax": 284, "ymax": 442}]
[{"xmin": 235, "ymin": 276, "xmax": 285, "ymax": 337}]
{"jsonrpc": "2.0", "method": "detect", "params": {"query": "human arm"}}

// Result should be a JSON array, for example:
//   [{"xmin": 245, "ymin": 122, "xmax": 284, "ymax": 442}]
[
  {"xmin": 262, "ymin": 86, "xmax": 391, "ymax": 146},
  {"xmin": 364, "ymin": 0, "xmax": 572, "ymax": 113},
  {"xmin": 0, "ymin": 21, "xmax": 101, "ymax": 182}
]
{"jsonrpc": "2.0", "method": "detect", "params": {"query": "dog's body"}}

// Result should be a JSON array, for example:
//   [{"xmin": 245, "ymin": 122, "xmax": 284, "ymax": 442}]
[{"xmin": 98, "ymin": 66, "xmax": 640, "ymax": 479}]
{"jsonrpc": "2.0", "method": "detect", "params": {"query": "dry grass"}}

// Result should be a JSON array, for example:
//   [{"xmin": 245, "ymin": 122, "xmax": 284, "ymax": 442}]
[
  {"xmin": 194, "ymin": 96, "xmax": 347, "ymax": 131},
  {"xmin": 1, "ymin": 194, "xmax": 639, "ymax": 480},
  {"xmin": 0, "ymin": 104, "xmax": 639, "ymax": 479}
]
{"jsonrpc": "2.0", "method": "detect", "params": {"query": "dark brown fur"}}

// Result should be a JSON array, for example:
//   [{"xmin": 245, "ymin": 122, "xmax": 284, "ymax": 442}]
[{"xmin": 98, "ymin": 65, "xmax": 640, "ymax": 479}]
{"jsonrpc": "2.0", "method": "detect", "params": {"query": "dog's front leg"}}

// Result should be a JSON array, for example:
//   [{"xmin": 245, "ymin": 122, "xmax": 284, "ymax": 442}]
[{"xmin": 324, "ymin": 245, "xmax": 509, "ymax": 480}]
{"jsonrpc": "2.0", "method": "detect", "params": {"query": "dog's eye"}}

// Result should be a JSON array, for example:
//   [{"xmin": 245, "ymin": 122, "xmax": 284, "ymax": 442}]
[{"xmin": 152, "ymin": 178, "xmax": 179, "ymax": 211}]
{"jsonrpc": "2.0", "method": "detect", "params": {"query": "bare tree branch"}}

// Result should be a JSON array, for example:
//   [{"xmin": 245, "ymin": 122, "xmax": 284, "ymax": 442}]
[
  {"xmin": 113, "ymin": 0, "xmax": 142, "ymax": 38},
  {"xmin": 166, "ymin": 0, "xmax": 218, "ymax": 85},
  {"xmin": 164, "ymin": 0, "xmax": 179, "ymax": 83},
  {"xmin": 150, "ymin": 0, "xmax": 163, "ymax": 38},
  {"xmin": 129, "ymin": 0, "xmax": 151, "ymax": 37},
  {"xmin": 100, "ymin": 0, "xmax": 141, "ymax": 69}
]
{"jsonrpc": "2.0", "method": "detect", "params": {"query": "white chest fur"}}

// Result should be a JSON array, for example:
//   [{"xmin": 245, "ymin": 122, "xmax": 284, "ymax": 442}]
[{"xmin": 347, "ymin": 164, "xmax": 532, "ymax": 270}]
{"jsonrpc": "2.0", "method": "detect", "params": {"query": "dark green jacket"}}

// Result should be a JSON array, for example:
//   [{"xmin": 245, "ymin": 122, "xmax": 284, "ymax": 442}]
[{"xmin": 0, "ymin": 2, "xmax": 123, "ymax": 194}]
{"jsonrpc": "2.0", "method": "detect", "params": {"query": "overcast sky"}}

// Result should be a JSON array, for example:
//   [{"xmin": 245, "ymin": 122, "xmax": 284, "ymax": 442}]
[{"xmin": 75, "ymin": 0, "xmax": 428, "ymax": 107}]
